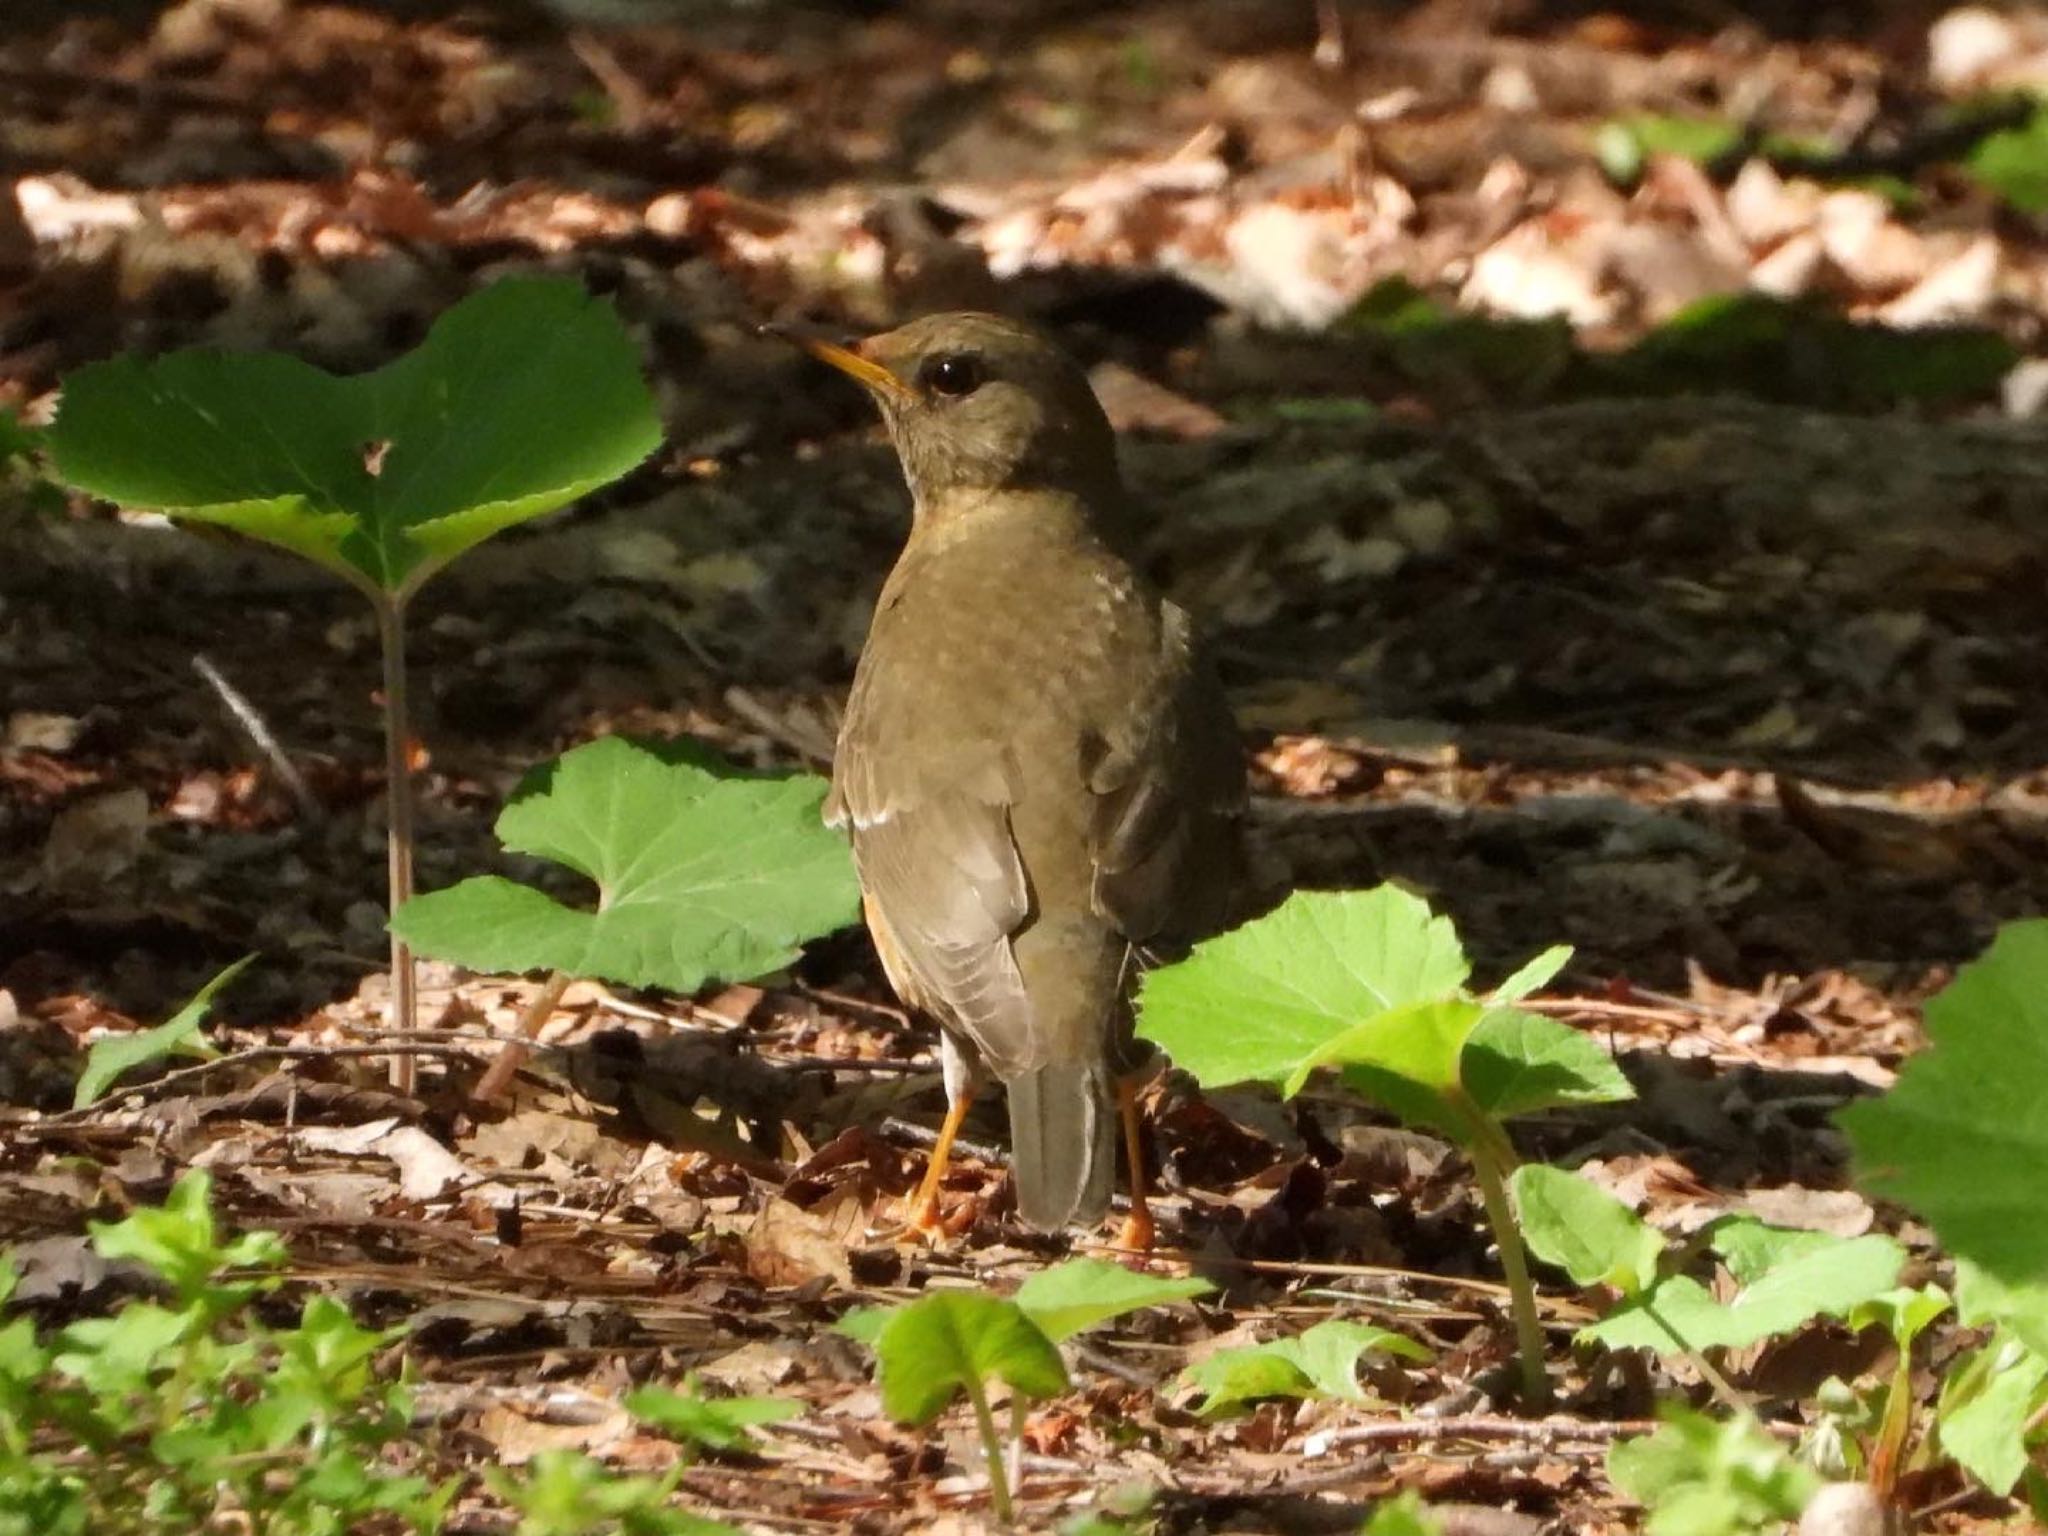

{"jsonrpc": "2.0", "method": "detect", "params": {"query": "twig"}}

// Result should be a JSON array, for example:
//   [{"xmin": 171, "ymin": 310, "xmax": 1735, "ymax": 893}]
[
  {"xmin": 473, "ymin": 969, "xmax": 574, "ymax": 1104},
  {"xmin": 1308, "ymin": 1414, "xmax": 1665, "ymax": 1452},
  {"xmin": 23, "ymin": 1039, "xmax": 492, "ymax": 1123},
  {"xmin": 191, "ymin": 653, "xmax": 321, "ymax": 821},
  {"xmin": 723, "ymin": 685, "xmax": 840, "ymax": 768}
]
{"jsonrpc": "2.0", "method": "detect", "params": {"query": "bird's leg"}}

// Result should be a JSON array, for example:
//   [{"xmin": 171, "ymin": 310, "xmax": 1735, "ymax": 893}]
[
  {"xmin": 1113, "ymin": 1075, "xmax": 1155, "ymax": 1253},
  {"xmin": 905, "ymin": 1033, "xmax": 978, "ymax": 1235}
]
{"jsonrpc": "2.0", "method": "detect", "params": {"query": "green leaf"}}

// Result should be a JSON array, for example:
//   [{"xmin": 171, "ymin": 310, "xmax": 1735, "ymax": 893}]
[
  {"xmin": 1490, "ymin": 945, "xmax": 1571, "ymax": 1005},
  {"xmin": 73, "ymin": 955, "xmax": 252, "ymax": 1108},
  {"xmin": 1514, "ymin": 1164, "xmax": 1667, "ymax": 1296},
  {"xmin": 1955, "ymin": 1259, "xmax": 2048, "ymax": 1362},
  {"xmin": 1596, "ymin": 115, "xmax": 1745, "ymax": 186},
  {"xmin": 834, "ymin": 1306, "xmax": 891, "ymax": 1346},
  {"xmin": 1965, "ymin": 105, "xmax": 2048, "ymax": 214},
  {"xmin": 1585, "ymin": 1222, "xmax": 1904, "ymax": 1354},
  {"xmin": 1841, "ymin": 919, "xmax": 2048, "ymax": 1286},
  {"xmin": 870, "ymin": 1293, "xmax": 1068, "ymax": 1427},
  {"xmin": 1361, "ymin": 1491, "xmax": 1444, "ymax": 1536},
  {"xmin": 1138, "ymin": 886, "xmax": 1470, "ymax": 1091},
  {"xmin": 48, "ymin": 277, "xmax": 661, "ymax": 596},
  {"xmin": 1013, "ymin": 1258, "xmax": 1212, "ymax": 1343},
  {"xmin": 0, "ymin": 408, "xmax": 36, "ymax": 462},
  {"xmin": 391, "ymin": 736, "xmax": 859, "ymax": 992},
  {"xmin": 1608, "ymin": 1409, "xmax": 1820, "ymax": 1536},
  {"xmin": 1177, "ymin": 1320, "xmax": 1428, "ymax": 1417},
  {"xmin": 625, "ymin": 1381, "xmax": 801, "ymax": 1454},
  {"xmin": 1937, "ymin": 1332, "xmax": 2048, "ymax": 1495},
  {"xmin": 1846, "ymin": 1285, "xmax": 1950, "ymax": 1352},
  {"xmin": 1286, "ymin": 997, "xmax": 1484, "ymax": 1102},
  {"xmin": 86, "ymin": 1170, "xmax": 288, "ymax": 1304},
  {"xmin": 1461, "ymin": 1007, "xmax": 1633, "ymax": 1120}
]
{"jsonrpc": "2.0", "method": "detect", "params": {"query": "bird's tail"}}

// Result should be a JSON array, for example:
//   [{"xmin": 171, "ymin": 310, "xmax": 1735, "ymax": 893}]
[{"xmin": 1006, "ymin": 1060, "xmax": 1115, "ymax": 1231}]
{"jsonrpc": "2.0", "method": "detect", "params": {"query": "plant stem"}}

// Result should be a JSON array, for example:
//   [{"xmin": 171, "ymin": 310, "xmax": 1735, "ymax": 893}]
[
  {"xmin": 1467, "ymin": 1139, "xmax": 1552, "ymax": 1412},
  {"xmin": 1644, "ymin": 1303, "xmax": 1751, "ymax": 1416},
  {"xmin": 376, "ymin": 595, "xmax": 417, "ymax": 1094},
  {"xmin": 473, "ymin": 969, "xmax": 574, "ymax": 1103},
  {"xmin": 962, "ymin": 1375, "xmax": 1015, "ymax": 1525}
]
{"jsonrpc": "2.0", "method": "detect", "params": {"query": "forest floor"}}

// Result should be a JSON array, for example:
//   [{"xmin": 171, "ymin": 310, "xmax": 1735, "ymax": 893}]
[{"xmin": 3, "ymin": 1, "xmax": 2047, "ymax": 1531}]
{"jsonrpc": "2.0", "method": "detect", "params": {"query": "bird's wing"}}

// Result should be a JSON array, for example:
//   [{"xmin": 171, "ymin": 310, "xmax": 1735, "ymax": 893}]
[
  {"xmin": 1088, "ymin": 601, "xmax": 1245, "ymax": 947},
  {"xmin": 828, "ymin": 748, "xmax": 1042, "ymax": 1078}
]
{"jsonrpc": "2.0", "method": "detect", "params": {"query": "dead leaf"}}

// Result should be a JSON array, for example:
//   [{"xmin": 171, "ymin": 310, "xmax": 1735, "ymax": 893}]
[{"xmin": 746, "ymin": 1192, "xmax": 859, "ymax": 1288}]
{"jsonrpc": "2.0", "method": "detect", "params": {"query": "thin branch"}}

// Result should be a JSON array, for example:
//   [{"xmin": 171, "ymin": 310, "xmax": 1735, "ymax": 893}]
[{"xmin": 191, "ymin": 652, "xmax": 321, "ymax": 822}]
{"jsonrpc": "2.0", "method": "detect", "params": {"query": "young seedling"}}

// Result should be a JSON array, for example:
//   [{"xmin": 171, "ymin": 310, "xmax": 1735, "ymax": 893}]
[
  {"xmin": 389, "ymin": 735, "xmax": 860, "ymax": 1100},
  {"xmin": 1, "ymin": 1170, "xmax": 458, "ymax": 1535},
  {"xmin": 1138, "ymin": 884, "xmax": 1633, "ymax": 1409},
  {"xmin": 46, "ymin": 277, "xmax": 663, "ymax": 1092},
  {"xmin": 623, "ymin": 1375, "xmax": 802, "ymax": 1457},
  {"xmin": 485, "ymin": 1449, "xmax": 740, "ymax": 1536},
  {"xmin": 839, "ymin": 1258, "xmax": 1212, "ymax": 1523},
  {"xmin": 1175, "ymin": 1318, "xmax": 1431, "ymax": 1418},
  {"xmin": 1608, "ymin": 1407, "xmax": 1822, "ymax": 1536},
  {"xmin": 1512, "ymin": 1164, "xmax": 1905, "ymax": 1411},
  {"xmin": 72, "ymin": 953, "xmax": 252, "ymax": 1108}
]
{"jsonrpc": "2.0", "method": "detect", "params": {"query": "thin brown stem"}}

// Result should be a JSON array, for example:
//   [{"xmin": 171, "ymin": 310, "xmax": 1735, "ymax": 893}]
[
  {"xmin": 473, "ymin": 970, "xmax": 575, "ymax": 1103},
  {"xmin": 377, "ymin": 595, "xmax": 417, "ymax": 1094}
]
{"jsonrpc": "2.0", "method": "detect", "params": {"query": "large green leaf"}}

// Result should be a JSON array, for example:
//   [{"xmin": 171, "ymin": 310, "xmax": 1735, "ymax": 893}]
[
  {"xmin": 870, "ymin": 1294, "xmax": 1068, "ymax": 1426},
  {"xmin": 391, "ymin": 736, "xmax": 859, "ymax": 992},
  {"xmin": 1137, "ymin": 886, "xmax": 1470, "ymax": 1091},
  {"xmin": 47, "ymin": 277, "xmax": 661, "ymax": 596},
  {"xmin": 1841, "ymin": 920, "xmax": 2048, "ymax": 1286},
  {"xmin": 1013, "ymin": 1258, "xmax": 1212, "ymax": 1343}
]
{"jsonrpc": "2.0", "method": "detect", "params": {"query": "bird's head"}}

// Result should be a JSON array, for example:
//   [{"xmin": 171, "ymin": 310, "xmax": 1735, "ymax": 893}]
[{"xmin": 776, "ymin": 312, "xmax": 1121, "ymax": 512}]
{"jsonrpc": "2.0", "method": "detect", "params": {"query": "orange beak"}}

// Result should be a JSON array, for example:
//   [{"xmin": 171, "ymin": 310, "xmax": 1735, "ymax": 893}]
[{"xmin": 760, "ymin": 323, "xmax": 913, "ymax": 403}]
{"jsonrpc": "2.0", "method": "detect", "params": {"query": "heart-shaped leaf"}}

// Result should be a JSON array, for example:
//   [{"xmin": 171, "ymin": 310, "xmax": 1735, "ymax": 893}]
[
  {"xmin": 48, "ymin": 277, "xmax": 661, "ymax": 597},
  {"xmin": 390, "ymin": 736, "xmax": 859, "ymax": 992},
  {"xmin": 870, "ymin": 1294, "xmax": 1068, "ymax": 1426}
]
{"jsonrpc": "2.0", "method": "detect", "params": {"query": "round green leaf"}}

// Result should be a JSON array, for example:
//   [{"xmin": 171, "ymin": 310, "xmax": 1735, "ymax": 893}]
[
  {"xmin": 1137, "ymin": 885, "xmax": 1471, "ymax": 1091},
  {"xmin": 390, "ymin": 736, "xmax": 859, "ymax": 992}
]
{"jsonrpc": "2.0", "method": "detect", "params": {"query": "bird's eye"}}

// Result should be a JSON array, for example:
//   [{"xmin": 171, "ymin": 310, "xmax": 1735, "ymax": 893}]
[{"xmin": 920, "ymin": 352, "xmax": 985, "ymax": 398}]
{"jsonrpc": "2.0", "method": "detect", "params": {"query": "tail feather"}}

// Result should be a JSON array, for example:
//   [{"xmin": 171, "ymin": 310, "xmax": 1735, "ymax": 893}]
[{"xmin": 1006, "ymin": 1062, "xmax": 1114, "ymax": 1231}]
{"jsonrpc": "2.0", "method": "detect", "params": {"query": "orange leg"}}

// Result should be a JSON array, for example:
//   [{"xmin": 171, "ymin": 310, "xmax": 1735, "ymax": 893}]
[
  {"xmin": 1114, "ymin": 1076, "xmax": 1155, "ymax": 1253},
  {"xmin": 905, "ymin": 1092, "xmax": 973, "ymax": 1235}
]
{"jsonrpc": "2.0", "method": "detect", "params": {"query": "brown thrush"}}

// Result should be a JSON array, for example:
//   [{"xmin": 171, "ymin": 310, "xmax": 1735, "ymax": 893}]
[{"xmin": 783, "ymin": 312, "xmax": 1243, "ymax": 1243}]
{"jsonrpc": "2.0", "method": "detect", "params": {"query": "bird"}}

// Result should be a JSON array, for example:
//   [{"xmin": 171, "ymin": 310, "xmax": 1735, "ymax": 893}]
[{"xmin": 773, "ymin": 312, "xmax": 1244, "ymax": 1245}]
